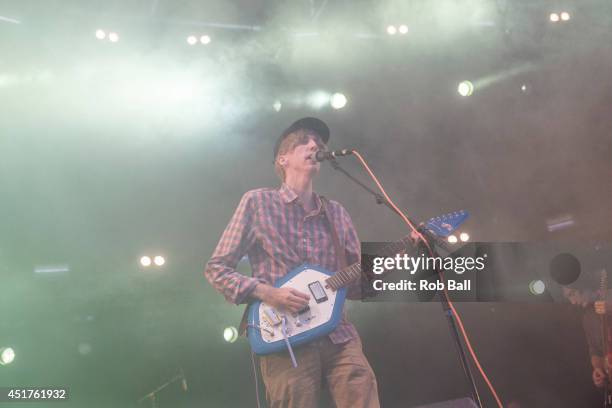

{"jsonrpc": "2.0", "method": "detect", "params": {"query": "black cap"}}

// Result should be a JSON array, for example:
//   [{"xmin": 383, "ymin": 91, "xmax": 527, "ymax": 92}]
[{"xmin": 273, "ymin": 117, "xmax": 330, "ymax": 161}]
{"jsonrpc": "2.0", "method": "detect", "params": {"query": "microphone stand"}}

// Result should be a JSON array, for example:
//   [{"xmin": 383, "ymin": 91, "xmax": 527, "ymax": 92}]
[
  {"xmin": 329, "ymin": 158, "xmax": 484, "ymax": 408},
  {"xmin": 137, "ymin": 368, "xmax": 187, "ymax": 408}
]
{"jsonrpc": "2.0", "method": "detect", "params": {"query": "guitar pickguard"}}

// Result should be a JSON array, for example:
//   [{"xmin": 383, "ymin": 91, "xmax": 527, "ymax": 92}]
[
  {"xmin": 247, "ymin": 264, "xmax": 347, "ymax": 355},
  {"xmin": 258, "ymin": 268, "xmax": 338, "ymax": 343}
]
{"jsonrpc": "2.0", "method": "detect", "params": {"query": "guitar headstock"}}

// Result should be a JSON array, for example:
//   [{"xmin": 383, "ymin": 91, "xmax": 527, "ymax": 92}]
[{"xmin": 424, "ymin": 210, "xmax": 469, "ymax": 237}]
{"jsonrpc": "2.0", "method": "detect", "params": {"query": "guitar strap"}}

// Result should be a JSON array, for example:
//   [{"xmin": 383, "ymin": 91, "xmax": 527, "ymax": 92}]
[{"xmin": 321, "ymin": 196, "xmax": 348, "ymax": 271}]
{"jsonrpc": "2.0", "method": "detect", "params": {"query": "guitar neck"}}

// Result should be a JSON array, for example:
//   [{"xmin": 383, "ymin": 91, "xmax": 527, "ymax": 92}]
[{"xmin": 325, "ymin": 236, "xmax": 414, "ymax": 291}]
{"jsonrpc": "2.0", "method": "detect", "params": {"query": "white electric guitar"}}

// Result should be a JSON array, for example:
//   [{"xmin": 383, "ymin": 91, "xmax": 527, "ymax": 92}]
[{"xmin": 246, "ymin": 210, "xmax": 469, "ymax": 355}]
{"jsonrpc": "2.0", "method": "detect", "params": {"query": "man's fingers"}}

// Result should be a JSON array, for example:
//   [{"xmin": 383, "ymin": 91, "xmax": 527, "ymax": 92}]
[
  {"xmin": 290, "ymin": 289, "xmax": 310, "ymax": 300},
  {"xmin": 288, "ymin": 297, "xmax": 307, "ymax": 306},
  {"xmin": 281, "ymin": 303, "xmax": 302, "ymax": 314},
  {"xmin": 594, "ymin": 369, "xmax": 606, "ymax": 385},
  {"xmin": 287, "ymin": 297, "xmax": 309, "ymax": 309},
  {"xmin": 287, "ymin": 304, "xmax": 306, "ymax": 313}
]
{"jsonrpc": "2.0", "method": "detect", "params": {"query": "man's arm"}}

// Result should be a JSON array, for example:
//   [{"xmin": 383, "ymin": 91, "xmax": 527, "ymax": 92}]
[
  {"xmin": 583, "ymin": 310, "xmax": 607, "ymax": 387},
  {"xmin": 204, "ymin": 192, "xmax": 262, "ymax": 304},
  {"xmin": 591, "ymin": 355, "xmax": 607, "ymax": 388},
  {"xmin": 205, "ymin": 192, "xmax": 310, "ymax": 312}
]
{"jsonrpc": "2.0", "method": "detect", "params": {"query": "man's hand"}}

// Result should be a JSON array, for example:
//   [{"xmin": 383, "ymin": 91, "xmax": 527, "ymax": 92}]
[
  {"xmin": 410, "ymin": 230, "xmax": 421, "ymax": 244},
  {"xmin": 595, "ymin": 300, "xmax": 608, "ymax": 315},
  {"xmin": 593, "ymin": 367, "xmax": 607, "ymax": 388},
  {"xmin": 252, "ymin": 284, "xmax": 310, "ymax": 314}
]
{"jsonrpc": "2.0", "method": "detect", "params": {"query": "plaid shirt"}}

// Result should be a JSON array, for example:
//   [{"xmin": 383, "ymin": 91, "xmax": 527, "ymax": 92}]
[{"xmin": 205, "ymin": 183, "xmax": 361, "ymax": 344}]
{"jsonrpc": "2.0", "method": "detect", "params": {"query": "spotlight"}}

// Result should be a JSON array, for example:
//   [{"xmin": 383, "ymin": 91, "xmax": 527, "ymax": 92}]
[
  {"xmin": 457, "ymin": 81, "xmax": 474, "ymax": 97},
  {"xmin": 547, "ymin": 214, "xmax": 575, "ymax": 232},
  {"xmin": 140, "ymin": 256, "xmax": 152, "ymax": 267},
  {"xmin": 200, "ymin": 35, "xmax": 211, "ymax": 45},
  {"xmin": 187, "ymin": 35, "xmax": 197, "ymax": 45},
  {"xmin": 448, "ymin": 235, "xmax": 458, "ymax": 244},
  {"xmin": 223, "ymin": 326, "xmax": 238, "ymax": 343},
  {"xmin": 153, "ymin": 255, "xmax": 166, "ymax": 266},
  {"xmin": 398, "ymin": 25, "xmax": 409, "ymax": 34},
  {"xmin": 529, "ymin": 280, "xmax": 546, "ymax": 295},
  {"xmin": 95, "ymin": 29, "xmax": 106, "ymax": 40},
  {"xmin": 560, "ymin": 12, "xmax": 570, "ymax": 21},
  {"xmin": 77, "ymin": 343, "xmax": 92, "ymax": 355},
  {"xmin": 108, "ymin": 32, "xmax": 119, "ymax": 42},
  {"xmin": 273, "ymin": 100, "xmax": 282, "ymax": 112},
  {"xmin": 549, "ymin": 13, "xmax": 559, "ymax": 22},
  {"xmin": 307, "ymin": 91, "xmax": 331, "ymax": 109},
  {"xmin": 0, "ymin": 347, "xmax": 15, "ymax": 366},
  {"xmin": 330, "ymin": 93, "xmax": 347, "ymax": 110},
  {"xmin": 459, "ymin": 232, "xmax": 470, "ymax": 242},
  {"xmin": 386, "ymin": 25, "xmax": 397, "ymax": 35}
]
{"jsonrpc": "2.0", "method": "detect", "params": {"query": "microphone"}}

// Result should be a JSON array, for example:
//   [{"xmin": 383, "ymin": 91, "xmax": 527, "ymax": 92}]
[{"xmin": 311, "ymin": 149, "xmax": 353, "ymax": 162}]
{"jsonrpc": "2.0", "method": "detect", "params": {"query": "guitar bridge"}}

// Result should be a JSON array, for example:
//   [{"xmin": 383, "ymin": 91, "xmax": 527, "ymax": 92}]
[{"xmin": 263, "ymin": 307, "xmax": 282, "ymax": 326}]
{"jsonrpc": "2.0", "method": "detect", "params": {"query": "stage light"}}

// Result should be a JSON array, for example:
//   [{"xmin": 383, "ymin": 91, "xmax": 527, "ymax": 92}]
[
  {"xmin": 386, "ymin": 25, "xmax": 397, "ymax": 35},
  {"xmin": 398, "ymin": 25, "xmax": 409, "ymax": 35},
  {"xmin": 95, "ymin": 29, "xmax": 106, "ymax": 40},
  {"xmin": 273, "ymin": 100, "xmax": 282, "ymax": 112},
  {"xmin": 560, "ymin": 12, "xmax": 570, "ymax": 21},
  {"xmin": 549, "ymin": 13, "xmax": 559, "ymax": 22},
  {"xmin": 153, "ymin": 255, "xmax": 165, "ymax": 266},
  {"xmin": 459, "ymin": 232, "xmax": 470, "ymax": 242},
  {"xmin": 34, "ymin": 264, "xmax": 70, "ymax": 274},
  {"xmin": 200, "ymin": 35, "xmax": 211, "ymax": 45},
  {"xmin": 547, "ymin": 214, "xmax": 574, "ymax": 232},
  {"xmin": 77, "ymin": 343, "xmax": 92, "ymax": 355},
  {"xmin": 457, "ymin": 81, "xmax": 474, "ymax": 96},
  {"xmin": 448, "ymin": 235, "xmax": 458, "ymax": 244},
  {"xmin": 529, "ymin": 280, "xmax": 546, "ymax": 295},
  {"xmin": 140, "ymin": 256, "xmax": 152, "ymax": 267},
  {"xmin": 187, "ymin": 35, "xmax": 197, "ymax": 45},
  {"xmin": 0, "ymin": 15, "xmax": 21, "ymax": 24},
  {"xmin": 307, "ymin": 91, "xmax": 331, "ymax": 109},
  {"xmin": 108, "ymin": 32, "xmax": 119, "ymax": 42},
  {"xmin": 330, "ymin": 93, "xmax": 347, "ymax": 109},
  {"xmin": 0, "ymin": 347, "xmax": 15, "ymax": 366},
  {"xmin": 223, "ymin": 326, "xmax": 238, "ymax": 343}
]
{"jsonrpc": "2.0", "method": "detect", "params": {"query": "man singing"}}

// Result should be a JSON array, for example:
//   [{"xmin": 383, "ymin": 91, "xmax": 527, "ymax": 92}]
[{"xmin": 204, "ymin": 117, "xmax": 380, "ymax": 408}]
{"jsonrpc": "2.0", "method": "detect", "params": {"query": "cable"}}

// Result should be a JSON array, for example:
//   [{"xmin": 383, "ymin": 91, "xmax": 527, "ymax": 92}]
[
  {"xmin": 250, "ymin": 351, "xmax": 263, "ymax": 408},
  {"xmin": 281, "ymin": 316, "xmax": 298, "ymax": 368},
  {"xmin": 350, "ymin": 150, "xmax": 504, "ymax": 408}
]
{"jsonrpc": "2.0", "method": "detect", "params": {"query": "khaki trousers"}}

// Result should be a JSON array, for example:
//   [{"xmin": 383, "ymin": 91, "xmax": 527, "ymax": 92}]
[{"xmin": 259, "ymin": 337, "xmax": 380, "ymax": 408}]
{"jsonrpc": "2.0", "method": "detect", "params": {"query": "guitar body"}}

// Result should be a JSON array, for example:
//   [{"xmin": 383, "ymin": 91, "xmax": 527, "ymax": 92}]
[
  {"xmin": 246, "ymin": 209, "xmax": 469, "ymax": 356},
  {"xmin": 247, "ymin": 264, "xmax": 347, "ymax": 355}
]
